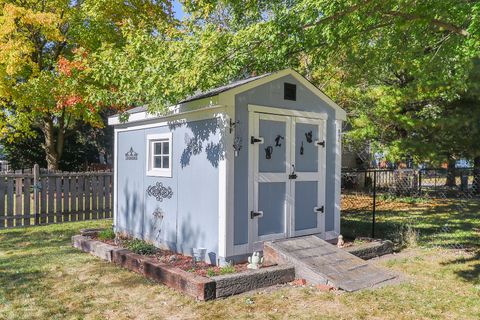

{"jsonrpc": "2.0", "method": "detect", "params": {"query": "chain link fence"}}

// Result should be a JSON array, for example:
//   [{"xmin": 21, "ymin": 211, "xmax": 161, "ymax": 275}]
[{"xmin": 341, "ymin": 168, "xmax": 480, "ymax": 249}]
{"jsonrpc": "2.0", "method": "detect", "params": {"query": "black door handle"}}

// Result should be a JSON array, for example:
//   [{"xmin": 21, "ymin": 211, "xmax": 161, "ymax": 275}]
[{"xmin": 289, "ymin": 164, "xmax": 297, "ymax": 179}]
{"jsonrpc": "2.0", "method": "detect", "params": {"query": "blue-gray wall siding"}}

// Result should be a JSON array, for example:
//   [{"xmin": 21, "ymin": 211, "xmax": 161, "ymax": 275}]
[
  {"xmin": 116, "ymin": 118, "xmax": 221, "ymax": 263},
  {"xmin": 233, "ymin": 74, "xmax": 338, "ymax": 245}
]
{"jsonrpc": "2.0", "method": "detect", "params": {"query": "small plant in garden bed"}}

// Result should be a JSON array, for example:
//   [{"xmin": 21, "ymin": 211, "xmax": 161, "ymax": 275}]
[
  {"xmin": 188, "ymin": 262, "xmax": 248, "ymax": 277},
  {"xmin": 218, "ymin": 264, "xmax": 236, "ymax": 275},
  {"xmin": 97, "ymin": 228, "xmax": 115, "ymax": 241},
  {"xmin": 125, "ymin": 239, "xmax": 158, "ymax": 255},
  {"xmin": 207, "ymin": 268, "xmax": 216, "ymax": 277}
]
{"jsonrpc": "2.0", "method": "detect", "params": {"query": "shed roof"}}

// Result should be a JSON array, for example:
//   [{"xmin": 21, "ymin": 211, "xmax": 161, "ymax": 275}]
[
  {"xmin": 124, "ymin": 72, "xmax": 272, "ymax": 115},
  {"xmin": 109, "ymin": 68, "xmax": 347, "ymax": 125}
]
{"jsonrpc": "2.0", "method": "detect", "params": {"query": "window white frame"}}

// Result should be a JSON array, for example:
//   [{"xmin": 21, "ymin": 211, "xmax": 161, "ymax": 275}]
[{"xmin": 146, "ymin": 133, "xmax": 173, "ymax": 177}]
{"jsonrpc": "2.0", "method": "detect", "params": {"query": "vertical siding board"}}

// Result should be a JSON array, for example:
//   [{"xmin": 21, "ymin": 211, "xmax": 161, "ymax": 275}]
[
  {"xmin": 84, "ymin": 176, "xmax": 91, "ymax": 220},
  {"xmin": 23, "ymin": 177, "xmax": 31, "ymax": 226},
  {"xmin": 70, "ymin": 176, "xmax": 77, "ymax": 222},
  {"xmin": 48, "ymin": 176, "xmax": 55, "ymax": 224},
  {"xmin": 0, "ymin": 177, "xmax": 5, "ymax": 229},
  {"xmin": 56, "ymin": 177, "xmax": 62, "ymax": 222},
  {"xmin": 15, "ymin": 177, "xmax": 23, "ymax": 227},
  {"xmin": 6, "ymin": 177, "xmax": 14, "ymax": 228},
  {"xmin": 40, "ymin": 178, "xmax": 47, "ymax": 224},
  {"xmin": 77, "ymin": 176, "xmax": 84, "ymax": 221},
  {"xmin": 63, "ymin": 176, "xmax": 70, "ymax": 222}
]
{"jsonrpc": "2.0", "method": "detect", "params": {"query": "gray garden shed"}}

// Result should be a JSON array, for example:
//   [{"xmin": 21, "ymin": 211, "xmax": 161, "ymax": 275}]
[{"xmin": 108, "ymin": 69, "xmax": 346, "ymax": 265}]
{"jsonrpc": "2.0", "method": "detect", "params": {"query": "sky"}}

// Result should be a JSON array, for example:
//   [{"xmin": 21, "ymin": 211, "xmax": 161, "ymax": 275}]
[{"xmin": 172, "ymin": 0, "xmax": 185, "ymax": 20}]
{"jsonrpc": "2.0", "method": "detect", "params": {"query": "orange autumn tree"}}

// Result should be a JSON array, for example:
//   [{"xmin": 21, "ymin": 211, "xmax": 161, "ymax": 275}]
[{"xmin": 0, "ymin": 1, "xmax": 175, "ymax": 170}]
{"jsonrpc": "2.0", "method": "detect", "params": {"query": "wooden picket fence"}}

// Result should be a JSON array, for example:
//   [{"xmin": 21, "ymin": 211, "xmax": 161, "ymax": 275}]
[{"xmin": 0, "ymin": 165, "xmax": 113, "ymax": 229}]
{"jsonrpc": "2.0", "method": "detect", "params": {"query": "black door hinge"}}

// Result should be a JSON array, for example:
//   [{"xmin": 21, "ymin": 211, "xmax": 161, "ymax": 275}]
[
  {"xmin": 315, "ymin": 206, "xmax": 324, "ymax": 213},
  {"xmin": 317, "ymin": 140, "xmax": 325, "ymax": 147},
  {"xmin": 250, "ymin": 211, "xmax": 263, "ymax": 219},
  {"xmin": 251, "ymin": 136, "xmax": 262, "ymax": 144}
]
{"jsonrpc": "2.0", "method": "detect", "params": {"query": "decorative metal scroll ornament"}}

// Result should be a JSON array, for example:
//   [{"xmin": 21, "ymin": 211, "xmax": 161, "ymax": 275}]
[
  {"xmin": 305, "ymin": 131, "xmax": 313, "ymax": 143},
  {"xmin": 265, "ymin": 146, "xmax": 273, "ymax": 159},
  {"xmin": 147, "ymin": 182, "xmax": 173, "ymax": 202},
  {"xmin": 152, "ymin": 208, "xmax": 164, "ymax": 219},
  {"xmin": 233, "ymin": 136, "xmax": 242, "ymax": 157},
  {"xmin": 125, "ymin": 147, "xmax": 138, "ymax": 160},
  {"xmin": 275, "ymin": 135, "xmax": 284, "ymax": 147}
]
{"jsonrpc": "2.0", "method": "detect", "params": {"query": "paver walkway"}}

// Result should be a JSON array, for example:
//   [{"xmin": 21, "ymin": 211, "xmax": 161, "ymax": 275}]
[{"xmin": 264, "ymin": 235, "xmax": 397, "ymax": 291}]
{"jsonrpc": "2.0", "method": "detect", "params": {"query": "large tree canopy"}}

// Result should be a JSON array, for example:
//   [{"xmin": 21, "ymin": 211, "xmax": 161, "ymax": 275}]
[
  {"xmin": 0, "ymin": 0, "xmax": 175, "ymax": 169},
  {"xmin": 2, "ymin": 0, "xmax": 479, "ymax": 168},
  {"xmin": 92, "ymin": 0, "xmax": 480, "ymax": 166}
]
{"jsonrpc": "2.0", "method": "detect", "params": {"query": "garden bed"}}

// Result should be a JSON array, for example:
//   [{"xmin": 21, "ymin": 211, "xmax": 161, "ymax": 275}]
[
  {"xmin": 340, "ymin": 238, "xmax": 394, "ymax": 260},
  {"xmin": 72, "ymin": 233, "xmax": 295, "ymax": 300},
  {"xmin": 88, "ymin": 231, "xmax": 248, "ymax": 278}
]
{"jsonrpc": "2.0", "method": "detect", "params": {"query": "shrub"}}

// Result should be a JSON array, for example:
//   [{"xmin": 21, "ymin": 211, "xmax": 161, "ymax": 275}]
[
  {"xmin": 97, "ymin": 228, "xmax": 115, "ymax": 241},
  {"xmin": 402, "ymin": 225, "xmax": 419, "ymax": 248},
  {"xmin": 207, "ymin": 268, "xmax": 216, "ymax": 277},
  {"xmin": 218, "ymin": 264, "xmax": 236, "ymax": 275},
  {"xmin": 125, "ymin": 239, "xmax": 157, "ymax": 255},
  {"xmin": 389, "ymin": 224, "xmax": 419, "ymax": 249}
]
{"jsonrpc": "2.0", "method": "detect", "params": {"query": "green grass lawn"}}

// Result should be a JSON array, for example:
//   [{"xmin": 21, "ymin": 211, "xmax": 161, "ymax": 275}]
[
  {"xmin": 341, "ymin": 197, "xmax": 480, "ymax": 249},
  {"xmin": 0, "ymin": 215, "xmax": 479, "ymax": 319}
]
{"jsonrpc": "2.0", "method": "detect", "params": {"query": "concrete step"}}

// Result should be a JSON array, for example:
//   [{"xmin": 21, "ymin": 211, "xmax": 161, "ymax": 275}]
[{"xmin": 264, "ymin": 235, "xmax": 396, "ymax": 292}]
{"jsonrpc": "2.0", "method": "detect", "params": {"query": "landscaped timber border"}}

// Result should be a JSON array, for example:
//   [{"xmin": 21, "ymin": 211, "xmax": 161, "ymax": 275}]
[
  {"xmin": 343, "ymin": 240, "xmax": 394, "ymax": 260},
  {"xmin": 72, "ymin": 235, "xmax": 295, "ymax": 300}
]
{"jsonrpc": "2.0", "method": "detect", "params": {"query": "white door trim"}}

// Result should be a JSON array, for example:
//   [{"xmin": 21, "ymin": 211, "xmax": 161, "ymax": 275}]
[{"xmin": 248, "ymin": 109, "xmax": 327, "ymax": 249}]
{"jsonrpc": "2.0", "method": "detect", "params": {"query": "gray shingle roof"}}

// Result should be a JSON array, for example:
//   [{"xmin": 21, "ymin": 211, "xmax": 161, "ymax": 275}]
[
  {"xmin": 125, "ymin": 106, "xmax": 148, "ymax": 114},
  {"xmin": 126, "ymin": 72, "xmax": 272, "ymax": 114},
  {"xmin": 179, "ymin": 72, "xmax": 271, "ymax": 103}
]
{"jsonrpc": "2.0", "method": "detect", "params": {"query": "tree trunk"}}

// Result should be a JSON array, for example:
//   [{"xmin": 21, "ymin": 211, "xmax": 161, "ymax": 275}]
[
  {"xmin": 42, "ymin": 118, "xmax": 65, "ymax": 171},
  {"xmin": 473, "ymin": 156, "xmax": 480, "ymax": 194},
  {"xmin": 445, "ymin": 158, "xmax": 456, "ymax": 187}
]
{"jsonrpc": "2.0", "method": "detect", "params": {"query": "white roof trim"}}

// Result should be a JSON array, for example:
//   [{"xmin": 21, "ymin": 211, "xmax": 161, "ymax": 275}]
[{"xmin": 108, "ymin": 104, "xmax": 226, "ymax": 126}]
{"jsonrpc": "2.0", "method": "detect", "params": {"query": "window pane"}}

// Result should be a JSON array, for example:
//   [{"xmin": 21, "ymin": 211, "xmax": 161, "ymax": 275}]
[
  {"xmin": 154, "ymin": 156, "xmax": 162, "ymax": 168},
  {"xmin": 162, "ymin": 142, "xmax": 169, "ymax": 155},
  {"xmin": 162, "ymin": 156, "xmax": 169, "ymax": 168},
  {"xmin": 154, "ymin": 142, "xmax": 162, "ymax": 155}
]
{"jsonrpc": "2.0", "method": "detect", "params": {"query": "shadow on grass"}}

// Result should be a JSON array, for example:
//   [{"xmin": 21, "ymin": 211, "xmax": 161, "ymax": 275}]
[
  {"xmin": 0, "ymin": 219, "xmax": 170, "ymax": 308},
  {"xmin": 341, "ymin": 199, "xmax": 480, "ymax": 249},
  {"xmin": 440, "ymin": 251, "xmax": 480, "ymax": 284},
  {"xmin": 0, "ymin": 220, "xmax": 111, "ymax": 303}
]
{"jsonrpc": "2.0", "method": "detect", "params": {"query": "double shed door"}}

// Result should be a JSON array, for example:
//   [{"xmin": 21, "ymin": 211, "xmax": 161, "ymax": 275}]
[{"xmin": 251, "ymin": 112, "xmax": 326, "ymax": 243}]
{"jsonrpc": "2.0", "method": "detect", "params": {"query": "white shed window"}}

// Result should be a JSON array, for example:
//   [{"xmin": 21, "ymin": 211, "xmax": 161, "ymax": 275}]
[{"xmin": 146, "ymin": 133, "xmax": 172, "ymax": 177}]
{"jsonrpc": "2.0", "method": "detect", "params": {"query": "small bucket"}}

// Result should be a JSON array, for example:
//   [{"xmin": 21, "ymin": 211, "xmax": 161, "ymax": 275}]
[{"xmin": 192, "ymin": 248, "xmax": 207, "ymax": 263}]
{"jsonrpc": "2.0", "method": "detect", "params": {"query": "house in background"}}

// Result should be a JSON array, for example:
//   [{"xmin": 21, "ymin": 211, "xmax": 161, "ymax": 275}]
[
  {"xmin": 0, "ymin": 160, "xmax": 10, "ymax": 173},
  {"xmin": 108, "ymin": 69, "xmax": 346, "ymax": 265},
  {"xmin": 0, "ymin": 146, "xmax": 10, "ymax": 173}
]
